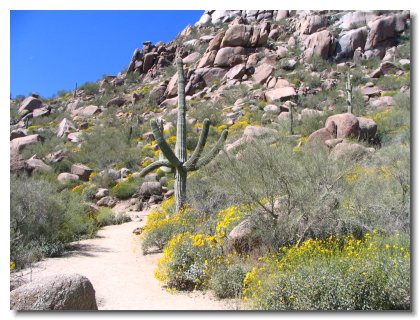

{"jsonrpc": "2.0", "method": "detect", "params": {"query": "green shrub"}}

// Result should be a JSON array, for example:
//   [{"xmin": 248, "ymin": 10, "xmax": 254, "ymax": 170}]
[
  {"xmin": 210, "ymin": 264, "xmax": 248, "ymax": 299},
  {"xmin": 112, "ymin": 175, "xmax": 142, "ymax": 199},
  {"xmin": 10, "ymin": 175, "xmax": 96, "ymax": 269},
  {"xmin": 96, "ymin": 208, "xmax": 131, "ymax": 227},
  {"xmin": 72, "ymin": 125, "xmax": 139, "ymax": 170},
  {"xmin": 21, "ymin": 135, "xmax": 65, "ymax": 160},
  {"xmin": 243, "ymin": 232, "xmax": 410, "ymax": 310},
  {"xmin": 79, "ymin": 81, "xmax": 100, "ymax": 95},
  {"xmin": 141, "ymin": 197, "xmax": 190, "ymax": 254},
  {"xmin": 188, "ymin": 139, "xmax": 410, "ymax": 250},
  {"xmin": 155, "ymin": 232, "xmax": 219, "ymax": 290},
  {"xmin": 375, "ymin": 72, "xmax": 410, "ymax": 91}
]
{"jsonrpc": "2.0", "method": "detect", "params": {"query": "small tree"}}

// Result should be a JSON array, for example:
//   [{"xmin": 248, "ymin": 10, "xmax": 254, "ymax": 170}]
[{"xmin": 140, "ymin": 59, "xmax": 228, "ymax": 212}]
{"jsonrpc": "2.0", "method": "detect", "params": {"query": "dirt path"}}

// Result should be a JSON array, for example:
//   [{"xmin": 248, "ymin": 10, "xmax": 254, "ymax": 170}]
[{"xmin": 12, "ymin": 203, "xmax": 234, "ymax": 310}]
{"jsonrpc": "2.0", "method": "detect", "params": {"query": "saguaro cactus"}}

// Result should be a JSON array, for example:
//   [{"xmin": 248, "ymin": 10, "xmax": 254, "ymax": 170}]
[
  {"xmin": 346, "ymin": 72, "xmax": 353, "ymax": 114},
  {"xmin": 289, "ymin": 104, "xmax": 294, "ymax": 135},
  {"xmin": 140, "ymin": 59, "xmax": 229, "ymax": 212}
]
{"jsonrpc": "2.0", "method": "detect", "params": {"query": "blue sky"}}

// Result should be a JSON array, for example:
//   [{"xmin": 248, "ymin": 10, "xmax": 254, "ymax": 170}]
[{"xmin": 10, "ymin": 10, "xmax": 203, "ymax": 98}]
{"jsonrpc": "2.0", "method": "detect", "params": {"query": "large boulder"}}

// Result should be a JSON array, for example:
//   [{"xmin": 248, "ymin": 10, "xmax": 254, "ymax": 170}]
[
  {"xmin": 304, "ymin": 30, "xmax": 336, "ymax": 61},
  {"xmin": 197, "ymin": 50, "xmax": 218, "ymax": 68},
  {"xmin": 10, "ymin": 134, "xmax": 42, "ymax": 153},
  {"xmin": 361, "ymin": 85, "xmax": 382, "ymax": 97},
  {"xmin": 227, "ymin": 218, "xmax": 260, "ymax": 253},
  {"xmin": 25, "ymin": 157, "xmax": 53, "ymax": 174},
  {"xmin": 182, "ymin": 52, "xmax": 201, "ymax": 65},
  {"xmin": 57, "ymin": 173, "xmax": 79, "ymax": 183},
  {"xmin": 207, "ymin": 31, "xmax": 225, "ymax": 51},
  {"xmin": 299, "ymin": 15, "xmax": 328, "ymax": 35},
  {"xmin": 365, "ymin": 15, "xmax": 397, "ymax": 50},
  {"xmin": 369, "ymin": 96, "xmax": 394, "ymax": 109},
  {"xmin": 265, "ymin": 87, "xmax": 296, "ymax": 102},
  {"xmin": 18, "ymin": 96, "xmax": 43, "ymax": 115},
  {"xmin": 306, "ymin": 127, "xmax": 334, "ymax": 152},
  {"xmin": 71, "ymin": 163, "xmax": 93, "ymax": 181},
  {"xmin": 10, "ymin": 129, "xmax": 28, "ymax": 141},
  {"xmin": 72, "ymin": 105, "xmax": 101, "ymax": 117},
  {"xmin": 336, "ymin": 27, "xmax": 368, "ymax": 60},
  {"xmin": 96, "ymin": 196, "xmax": 117, "ymax": 208},
  {"xmin": 335, "ymin": 11, "xmax": 378, "ymax": 30},
  {"xmin": 106, "ymin": 96, "xmax": 126, "ymax": 107},
  {"xmin": 143, "ymin": 52, "xmax": 158, "ymax": 73},
  {"xmin": 194, "ymin": 67, "xmax": 227, "ymax": 86},
  {"xmin": 221, "ymin": 24, "xmax": 253, "ymax": 47},
  {"xmin": 220, "ymin": 22, "xmax": 270, "ymax": 48},
  {"xmin": 325, "ymin": 113, "xmax": 360, "ymax": 139},
  {"xmin": 213, "ymin": 46, "xmax": 246, "ymax": 68},
  {"xmin": 32, "ymin": 107, "xmax": 50, "ymax": 118},
  {"xmin": 329, "ymin": 141, "xmax": 375, "ymax": 161},
  {"xmin": 357, "ymin": 117, "xmax": 377, "ymax": 141},
  {"xmin": 57, "ymin": 118, "xmax": 76, "ymax": 138},
  {"xmin": 67, "ymin": 132, "xmax": 82, "ymax": 143},
  {"xmin": 225, "ymin": 63, "xmax": 246, "ymax": 80},
  {"xmin": 10, "ymin": 273, "xmax": 97, "ymax": 310},
  {"xmin": 252, "ymin": 63, "xmax": 274, "ymax": 84},
  {"xmin": 138, "ymin": 181, "xmax": 163, "ymax": 198}
]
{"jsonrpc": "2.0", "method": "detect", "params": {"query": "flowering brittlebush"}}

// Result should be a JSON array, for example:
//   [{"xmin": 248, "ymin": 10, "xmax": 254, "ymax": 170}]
[{"xmin": 242, "ymin": 232, "xmax": 410, "ymax": 310}]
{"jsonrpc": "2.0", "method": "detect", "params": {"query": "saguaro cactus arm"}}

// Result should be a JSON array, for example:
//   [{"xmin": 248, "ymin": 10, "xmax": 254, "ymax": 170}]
[
  {"xmin": 184, "ymin": 119, "xmax": 210, "ymax": 171},
  {"xmin": 193, "ymin": 129, "xmax": 229, "ymax": 170},
  {"xmin": 150, "ymin": 119, "xmax": 181, "ymax": 168},
  {"xmin": 139, "ymin": 159, "xmax": 173, "ymax": 177}
]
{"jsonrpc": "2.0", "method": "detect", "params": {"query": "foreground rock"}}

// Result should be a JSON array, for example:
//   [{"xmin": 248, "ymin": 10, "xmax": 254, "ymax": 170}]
[
  {"xmin": 18, "ymin": 96, "xmax": 43, "ymax": 115},
  {"xmin": 10, "ymin": 273, "xmax": 98, "ymax": 310},
  {"xmin": 325, "ymin": 113, "xmax": 360, "ymax": 139},
  {"xmin": 71, "ymin": 163, "xmax": 93, "ymax": 181},
  {"xmin": 227, "ymin": 218, "xmax": 260, "ymax": 253}
]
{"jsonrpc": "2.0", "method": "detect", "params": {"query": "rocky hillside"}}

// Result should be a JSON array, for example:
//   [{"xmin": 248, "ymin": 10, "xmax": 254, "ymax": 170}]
[{"xmin": 10, "ymin": 10, "xmax": 411, "ymax": 309}]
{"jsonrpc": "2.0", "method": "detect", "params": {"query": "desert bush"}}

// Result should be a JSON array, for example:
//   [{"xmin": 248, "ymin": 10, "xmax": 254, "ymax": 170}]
[
  {"xmin": 375, "ymin": 72, "xmax": 410, "ymax": 91},
  {"xmin": 242, "ymin": 232, "xmax": 410, "ymax": 310},
  {"xmin": 190, "ymin": 138, "xmax": 409, "ymax": 250},
  {"xmin": 96, "ymin": 208, "xmax": 131, "ymax": 227},
  {"xmin": 189, "ymin": 101, "xmax": 225, "ymax": 127},
  {"xmin": 361, "ymin": 57, "xmax": 381, "ymax": 70},
  {"xmin": 307, "ymin": 56, "xmax": 332, "ymax": 72},
  {"xmin": 10, "ymin": 175, "xmax": 96, "ymax": 269},
  {"xmin": 141, "ymin": 197, "xmax": 193, "ymax": 254},
  {"xmin": 210, "ymin": 263, "xmax": 248, "ymax": 299},
  {"xmin": 21, "ymin": 135, "xmax": 65, "ymax": 160},
  {"xmin": 368, "ymin": 95, "xmax": 410, "ymax": 146},
  {"xmin": 72, "ymin": 125, "xmax": 139, "ymax": 170},
  {"xmin": 112, "ymin": 175, "xmax": 142, "ymax": 199},
  {"xmin": 79, "ymin": 81, "xmax": 100, "ymax": 95},
  {"xmin": 155, "ymin": 231, "xmax": 220, "ymax": 290},
  {"xmin": 223, "ymin": 84, "xmax": 250, "ymax": 105}
]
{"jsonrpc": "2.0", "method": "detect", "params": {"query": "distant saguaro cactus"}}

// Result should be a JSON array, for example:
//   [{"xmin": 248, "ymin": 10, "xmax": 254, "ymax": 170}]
[
  {"xmin": 346, "ymin": 73, "xmax": 353, "ymax": 114},
  {"xmin": 289, "ymin": 104, "xmax": 294, "ymax": 135},
  {"xmin": 140, "ymin": 59, "xmax": 229, "ymax": 212}
]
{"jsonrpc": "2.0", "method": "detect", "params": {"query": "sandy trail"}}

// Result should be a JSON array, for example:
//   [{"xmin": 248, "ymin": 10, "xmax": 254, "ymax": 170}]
[{"xmin": 12, "ymin": 203, "xmax": 233, "ymax": 310}]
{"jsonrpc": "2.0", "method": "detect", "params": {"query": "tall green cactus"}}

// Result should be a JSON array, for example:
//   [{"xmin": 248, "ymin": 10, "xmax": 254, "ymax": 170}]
[
  {"xmin": 289, "ymin": 104, "xmax": 294, "ymax": 135},
  {"xmin": 140, "ymin": 59, "xmax": 229, "ymax": 212},
  {"xmin": 346, "ymin": 72, "xmax": 353, "ymax": 114}
]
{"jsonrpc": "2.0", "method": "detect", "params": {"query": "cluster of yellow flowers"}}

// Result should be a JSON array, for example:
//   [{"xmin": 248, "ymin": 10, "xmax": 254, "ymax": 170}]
[
  {"xmin": 112, "ymin": 174, "xmax": 134, "ymax": 192},
  {"xmin": 242, "ymin": 231, "xmax": 410, "ymax": 304},
  {"xmin": 215, "ymin": 205, "xmax": 247, "ymax": 242}
]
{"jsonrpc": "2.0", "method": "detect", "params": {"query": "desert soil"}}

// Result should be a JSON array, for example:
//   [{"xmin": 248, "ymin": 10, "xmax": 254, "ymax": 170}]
[{"xmin": 11, "ymin": 202, "xmax": 234, "ymax": 310}]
